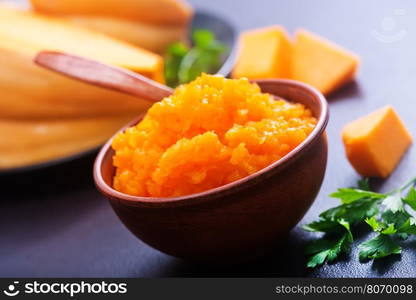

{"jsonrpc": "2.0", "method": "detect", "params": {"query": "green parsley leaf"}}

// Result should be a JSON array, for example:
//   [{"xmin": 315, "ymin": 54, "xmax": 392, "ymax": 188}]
[
  {"xmin": 319, "ymin": 198, "xmax": 379, "ymax": 224},
  {"xmin": 382, "ymin": 191, "xmax": 403, "ymax": 212},
  {"xmin": 403, "ymin": 187, "xmax": 416, "ymax": 210},
  {"xmin": 305, "ymin": 220, "xmax": 353, "ymax": 268},
  {"xmin": 365, "ymin": 216, "xmax": 384, "ymax": 232},
  {"xmin": 397, "ymin": 218, "xmax": 416, "ymax": 235},
  {"xmin": 381, "ymin": 224, "xmax": 397, "ymax": 235},
  {"xmin": 164, "ymin": 42, "xmax": 189, "ymax": 87},
  {"xmin": 302, "ymin": 219, "xmax": 343, "ymax": 233},
  {"xmin": 365, "ymin": 216, "xmax": 396, "ymax": 234},
  {"xmin": 358, "ymin": 234, "xmax": 401, "ymax": 261},
  {"xmin": 382, "ymin": 210, "xmax": 411, "ymax": 229},
  {"xmin": 358, "ymin": 178, "xmax": 370, "ymax": 191},
  {"xmin": 398, "ymin": 233, "xmax": 409, "ymax": 240},
  {"xmin": 164, "ymin": 29, "xmax": 228, "ymax": 88},
  {"xmin": 306, "ymin": 231, "xmax": 352, "ymax": 268},
  {"xmin": 329, "ymin": 188, "xmax": 385, "ymax": 204},
  {"xmin": 304, "ymin": 177, "xmax": 416, "ymax": 268},
  {"xmin": 306, "ymin": 250, "xmax": 331, "ymax": 268},
  {"xmin": 193, "ymin": 29, "xmax": 215, "ymax": 48}
]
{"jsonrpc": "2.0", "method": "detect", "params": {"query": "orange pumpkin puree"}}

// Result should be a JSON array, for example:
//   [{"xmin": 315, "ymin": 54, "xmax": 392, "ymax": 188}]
[{"xmin": 112, "ymin": 74, "xmax": 317, "ymax": 197}]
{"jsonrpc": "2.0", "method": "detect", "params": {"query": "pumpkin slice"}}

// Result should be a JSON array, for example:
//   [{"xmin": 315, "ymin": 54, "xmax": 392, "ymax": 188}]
[
  {"xmin": 342, "ymin": 106, "xmax": 412, "ymax": 178},
  {"xmin": 64, "ymin": 16, "xmax": 188, "ymax": 53},
  {"xmin": 232, "ymin": 26, "xmax": 291, "ymax": 79},
  {"xmin": 0, "ymin": 5, "xmax": 164, "ymax": 118},
  {"xmin": 0, "ymin": 115, "xmax": 136, "ymax": 169},
  {"xmin": 0, "ymin": 6, "xmax": 164, "ymax": 81},
  {"xmin": 292, "ymin": 29, "xmax": 359, "ymax": 95},
  {"xmin": 29, "ymin": 0, "xmax": 193, "ymax": 26}
]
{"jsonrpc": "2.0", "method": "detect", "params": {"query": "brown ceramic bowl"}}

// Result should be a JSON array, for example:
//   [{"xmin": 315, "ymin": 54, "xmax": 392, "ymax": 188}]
[{"xmin": 94, "ymin": 79, "xmax": 329, "ymax": 262}]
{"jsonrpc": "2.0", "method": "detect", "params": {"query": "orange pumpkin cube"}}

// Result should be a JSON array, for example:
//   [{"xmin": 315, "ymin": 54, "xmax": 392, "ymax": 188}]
[
  {"xmin": 342, "ymin": 106, "xmax": 412, "ymax": 178},
  {"xmin": 232, "ymin": 26, "xmax": 291, "ymax": 79},
  {"xmin": 29, "ymin": 0, "xmax": 193, "ymax": 26},
  {"xmin": 292, "ymin": 29, "xmax": 359, "ymax": 95}
]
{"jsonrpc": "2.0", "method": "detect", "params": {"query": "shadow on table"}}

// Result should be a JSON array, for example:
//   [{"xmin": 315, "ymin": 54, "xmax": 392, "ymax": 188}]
[
  {"xmin": 1, "ymin": 152, "xmax": 97, "ymax": 198},
  {"xmin": 0, "ymin": 153, "xmax": 104, "ymax": 256},
  {"xmin": 371, "ymin": 254, "xmax": 402, "ymax": 275},
  {"xmin": 327, "ymin": 80, "xmax": 362, "ymax": 103},
  {"xmin": 159, "ymin": 231, "xmax": 311, "ymax": 277},
  {"xmin": 371, "ymin": 239, "xmax": 416, "ymax": 276},
  {"xmin": 1, "ymin": 153, "xmax": 312, "ymax": 278}
]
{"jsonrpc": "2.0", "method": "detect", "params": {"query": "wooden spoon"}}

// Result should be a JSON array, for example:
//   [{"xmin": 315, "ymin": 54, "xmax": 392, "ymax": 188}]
[{"xmin": 34, "ymin": 51, "xmax": 173, "ymax": 103}]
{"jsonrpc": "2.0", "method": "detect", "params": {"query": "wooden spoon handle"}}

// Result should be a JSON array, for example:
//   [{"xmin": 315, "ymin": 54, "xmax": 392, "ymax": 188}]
[{"xmin": 34, "ymin": 51, "xmax": 173, "ymax": 102}]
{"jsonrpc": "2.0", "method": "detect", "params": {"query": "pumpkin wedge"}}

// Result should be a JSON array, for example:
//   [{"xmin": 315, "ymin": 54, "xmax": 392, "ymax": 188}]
[
  {"xmin": 0, "ymin": 115, "xmax": 137, "ymax": 169},
  {"xmin": 62, "ymin": 16, "xmax": 188, "ymax": 53},
  {"xmin": 0, "ymin": 5, "xmax": 163, "ymax": 118},
  {"xmin": 232, "ymin": 26, "xmax": 292, "ymax": 79},
  {"xmin": 292, "ymin": 29, "xmax": 359, "ymax": 95},
  {"xmin": 342, "ymin": 106, "xmax": 412, "ymax": 178},
  {"xmin": 29, "ymin": 0, "xmax": 193, "ymax": 26}
]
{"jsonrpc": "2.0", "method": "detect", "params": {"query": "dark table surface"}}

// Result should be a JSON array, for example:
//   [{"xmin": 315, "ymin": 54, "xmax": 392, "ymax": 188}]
[{"xmin": 2, "ymin": 0, "xmax": 416, "ymax": 278}]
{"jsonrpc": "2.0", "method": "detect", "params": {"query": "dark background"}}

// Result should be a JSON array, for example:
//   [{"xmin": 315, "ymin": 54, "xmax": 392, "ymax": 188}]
[{"xmin": 2, "ymin": 0, "xmax": 416, "ymax": 277}]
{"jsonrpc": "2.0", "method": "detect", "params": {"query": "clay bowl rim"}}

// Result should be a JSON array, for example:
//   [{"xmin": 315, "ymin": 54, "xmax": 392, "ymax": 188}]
[{"xmin": 93, "ymin": 79, "xmax": 329, "ymax": 208}]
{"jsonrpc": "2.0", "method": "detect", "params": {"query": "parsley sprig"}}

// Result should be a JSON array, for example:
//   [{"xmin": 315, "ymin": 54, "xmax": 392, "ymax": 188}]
[
  {"xmin": 164, "ymin": 29, "xmax": 228, "ymax": 88},
  {"xmin": 303, "ymin": 177, "xmax": 416, "ymax": 268}
]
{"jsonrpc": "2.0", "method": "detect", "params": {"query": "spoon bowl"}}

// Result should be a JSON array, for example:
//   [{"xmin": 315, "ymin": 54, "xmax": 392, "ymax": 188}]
[{"xmin": 93, "ymin": 79, "xmax": 329, "ymax": 262}]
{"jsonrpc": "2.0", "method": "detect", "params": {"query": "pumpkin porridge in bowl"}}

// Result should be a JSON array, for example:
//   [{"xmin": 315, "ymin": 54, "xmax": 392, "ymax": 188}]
[{"xmin": 111, "ymin": 74, "xmax": 317, "ymax": 197}]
